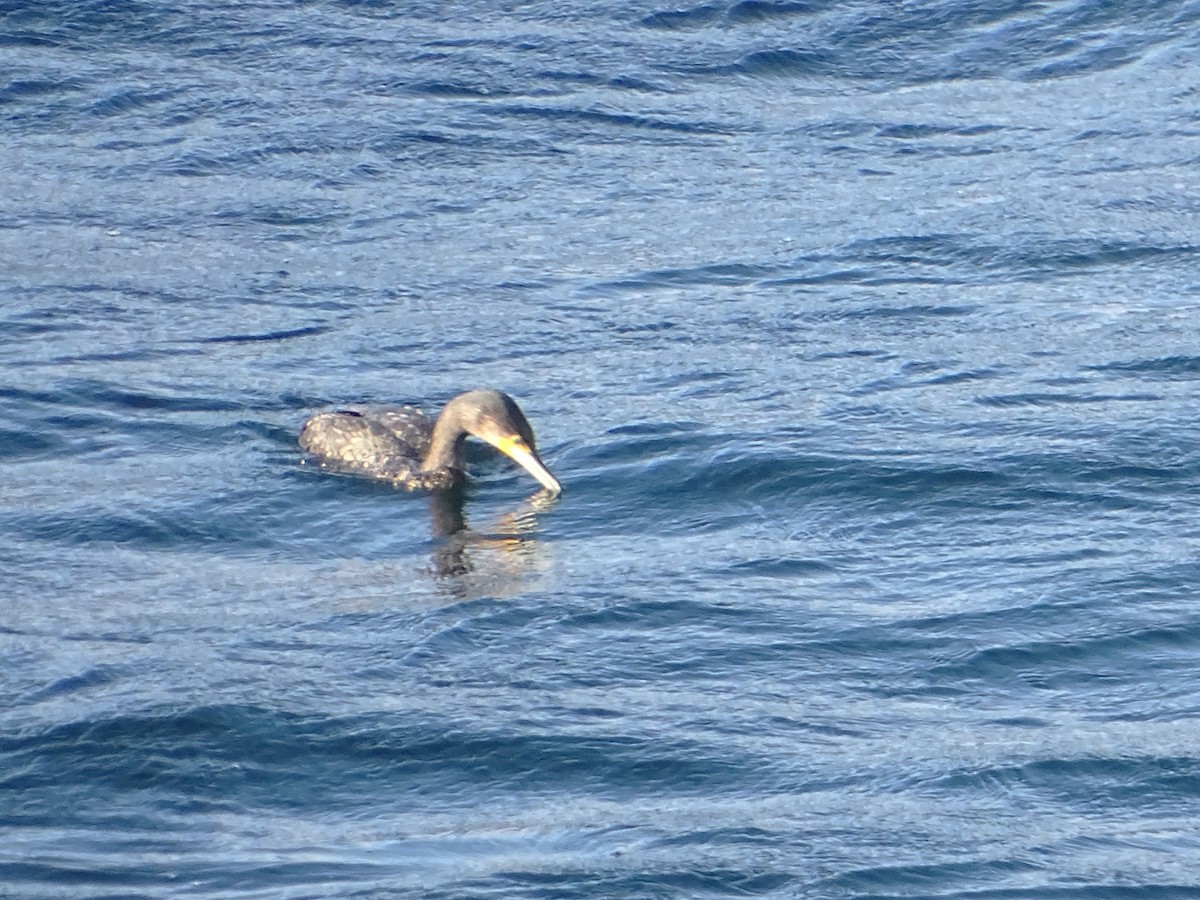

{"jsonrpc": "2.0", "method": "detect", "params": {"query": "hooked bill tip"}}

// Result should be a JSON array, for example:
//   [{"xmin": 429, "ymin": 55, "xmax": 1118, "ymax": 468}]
[{"xmin": 495, "ymin": 438, "xmax": 561, "ymax": 496}]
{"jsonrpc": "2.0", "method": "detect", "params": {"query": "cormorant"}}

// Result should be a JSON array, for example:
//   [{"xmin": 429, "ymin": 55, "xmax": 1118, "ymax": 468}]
[{"xmin": 299, "ymin": 389, "xmax": 561, "ymax": 495}]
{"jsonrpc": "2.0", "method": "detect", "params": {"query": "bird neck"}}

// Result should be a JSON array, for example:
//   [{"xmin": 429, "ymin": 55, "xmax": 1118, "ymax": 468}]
[{"xmin": 421, "ymin": 410, "xmax": 468, "ymax": 473}]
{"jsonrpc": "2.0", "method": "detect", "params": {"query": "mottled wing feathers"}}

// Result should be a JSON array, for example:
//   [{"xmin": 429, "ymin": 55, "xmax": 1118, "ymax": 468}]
[
  {"xmin": 364, "ymin": 406, "xmax": 435, "ymax": 458},
  {"xmin": 299, "ymin": 411, "xmax": 421, "ymax": 483}
]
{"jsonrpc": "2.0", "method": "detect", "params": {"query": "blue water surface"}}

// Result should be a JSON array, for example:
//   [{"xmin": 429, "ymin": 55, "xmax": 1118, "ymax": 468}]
[{"xmin": 5, "ymin": 1, "xmax": 1200, "ymax": 897}]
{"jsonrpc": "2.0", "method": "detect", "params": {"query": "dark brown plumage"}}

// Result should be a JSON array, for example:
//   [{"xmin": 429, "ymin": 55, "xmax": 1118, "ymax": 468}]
[{"xmin": 299, "ymin": 389, "xmax": 561, "ymax": 494}]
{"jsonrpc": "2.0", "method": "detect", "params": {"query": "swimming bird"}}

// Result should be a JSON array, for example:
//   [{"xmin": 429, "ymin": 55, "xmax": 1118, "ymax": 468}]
[{"xmin": 299, "ymin": 389, "xmax": 561, "ymax": 495}]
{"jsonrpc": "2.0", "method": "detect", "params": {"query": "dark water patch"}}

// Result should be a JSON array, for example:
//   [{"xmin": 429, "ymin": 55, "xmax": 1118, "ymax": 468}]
[
  {"xmin": 990, "ymin": 545, "xmax": 1112, "ymax": 569},
  {"xmin": 1101, "ymin": 194, "xmax": 1200, "ymax": 214},
  {"xmin": 821, "ymin": 856, "xmax": 1043, "ymax": 897},
  {"xmin": 2, "ymin": 387, "xmax": 312, "ymax": 468},
  {"xmin": 566, "ymin": 446, "xmax": 1045, "ymax": 542},
  {"xmin": 194, "ymin": 324, "xmax": 329, "ymax": 344},
  {"xmin": 1108, "ymin": 704, "xmax": 1200, "ymax": 725},
  {"xmin": 0, "ymin": 428, "xmax": 62, "ymax": 462},
  {"xmin": 582, "ymin": 422, "xmax": 715, "ymax": 463},
  {"xmin": 723, "ymin": 0, "xmax": 821, "ymax": 25},
  {"xmin": 566, "ymin": 443, "xmax": 817, "ymax": 519},
  {"xmin": 650, "ymin": 825, "xmax": 777, "ymax": 849},
  {"xmin": 755, "ymin": 626, "xmax": 961, "ymax": 676},
  {"xmin": 2, "ymin": 474, "xmax": 324, "ymax": 554},
  {"xmin": 61, "ymin": 631, "xmax": 154, "ymax": 647},
  {"xmin": 0, "ymin": 77, "xmax": 88, "ymax": 106},
  {"xmin": 607, "ymin": 73, "xmax": 674, "ymax": 92},
  {"xmin": 1073, "ymin": 460, "xmax": 1192, "ymax": 485},
  {"xmin": 0, "ymin": 26, "xmax": 60, "ymax": 50},
  {"xmin": 184, "ymin": 140, "xmax": 363, "ymax": 181},
  {"xmin": 0, "ymin": 705, "xmax": 760, "ymax": 811},
  {"xmin": 664, "ymin": 0, "xmax": 1197, "ymax": 85},
  {"xmin": 1088, "ymin": 356, "xmax": 1200, "ymax": 381},
  {"xmin": 722, "ymin": 555, "xmax": 836, "ymax": 577},
  {"xmin": 769, "ymin": 270, "xmax": 966, "ymax": 288},
  {"xmin": 977, "ymin": 391, "xmax": 1164, "ymax": 408},
  {"xmin": 826, "ymin": 233, "xmax": 980, "ymax": 267},
  {"xmin": 153, "ymin": 136, "xmax": 352, "ymax": 179},
  {"xmin": 552, "ymin": 594, "xmax": 777, "ymax": 638},
  {"xmin": 153, "ymin": 150, "xmax": 227, "ymax": 178},
  {"xmin": 80, "ymin": 384, "xmax": 242, "ymax": 414},
  {"xmin": 0, "ymin": 0, "xmax": 172, "ymax": 44},
  {"xmin": 805, "ymin": 458, "xmax": 1011, "ymax": 508},
  {"xmin": 772, "ymin": 244, "xmax": 970, "ymax": 287},
  {"xmin": 722, "ymin": 47, "xmax": 843, "ymax": 79},
  {"xmin": 0, "ymin": 403, "xmax": 117, "ymax": 437},
  {"xmin": 986, "ymin": 716, "xmax": 1050, "ymax": 729},
  {"xmin": 642, "ymin": 0, "xmax": 826, "ymax": 30},
  {"xmin": 947, "ymin": 234, "xmax": 1185, "ymax": 274},
  {"xmin": 315, "ymin": 158, "xmax": 393, "ymax": 186},
  {"xmin": 0, "ymin": 312, "xmax": 88, "ymax": 338},
  {"xmin": 610, "ymin": 319, "xmax": 679, "ymax": 335},
  {"xmin": 0, "ymin": 860, "xmax": 182, "ymax": 893},
  {"xmin": 398, "ymin": 598, "xmax": 571, "ymax": 663},
  {"xmin": 645, "ymin": 368, "xmax": 746, "ymax": 399},
  {"xmin": 877, "ymin": 122, "xmax": 1007, "ymax": 140},
  {"xmin": 630, "ymin": 630, "xmax": 959, "ymax": 693},
  {"xmin": 344, "ymin": 127, "xmax": 571, "ymax": 168},
  {"xmin": 567, "ymin": 435, "xmax": 1161, "ymax": 536},
  {"xmin": 172, "ymin": 860, "xmax": 392, "ymax": 898},
  {"xmin": 925, "ymin": 620, "xmax": 1200, "ymax": 693},
  {"xmin": 22, "ymin": 663, "xmax": 132, "ymax": 705},
  {"xmin": 928, "ymin": 368, "xmax": 1003, "ymax": 387},
  {"xmin": 482, "ymin": 102, "xmax": 736, "ymax": 140},
  {"xmin": 405, "ymin": 79, "xmax": 519, "ymax": 100},
  {"xmin": 213, "ymin": 201, "xmax": 346, "ymax": 228},
  {"xmin": 0, "ymin": 378, "xmax": 244, "ymax": 416},
  {"xmin": 811, "ymin": 348, "xmax": 888, "ymax": 361},
  {"xmin": 536, "ymin": 68, "xmax": 614, "ymax": 90},
  {"xmin": 5, "ymin": 505, "xmax": 251, "ymax": 552},
  {"xmin": 775, "ymin": 233, "xmax": 1200, "ymax": 289},
  {"xmin": 640, "ymin": 4, "xmax": 725, "ymax": 30},
  {"xmin": 1013, "ymin": 239, "xmax": 1200, "ymax": 275},
  {"xmin": 87, "ymin": 86, "xmax": 181, "ymax": 119},
  {"xmin": 791, "ymin": 119, "xmax": 880, "ymax": 142},
  {"xmin": 462, "ymin": 867, "xmax": 796, "ymax": 899},
  {"xmin": 929, "ymin": 755, "xmax": 1200, "ymax": 809},
  {"xmin": 421, "ymin": 33, "xmax": 544, "ymax": 51},
  {"xmin": 830, "ymin": 301, "xmax": 979, "ymax": 321},
  {"xmin": 585, "ymin": 261, "xmax": 777, "ymax": 294},
  {"xmin": 50, "ymin": 346, "xmax": 206, "ymax": 365},
  {"xmin": 894, "ymin": 594, "xmax": 1100, "ymax": 643}
]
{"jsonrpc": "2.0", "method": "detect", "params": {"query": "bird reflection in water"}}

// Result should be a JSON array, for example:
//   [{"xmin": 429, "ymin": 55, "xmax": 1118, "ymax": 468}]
[{"xmin": 427, "ymin": 485, "xmax": 557, "ymax": 584}]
